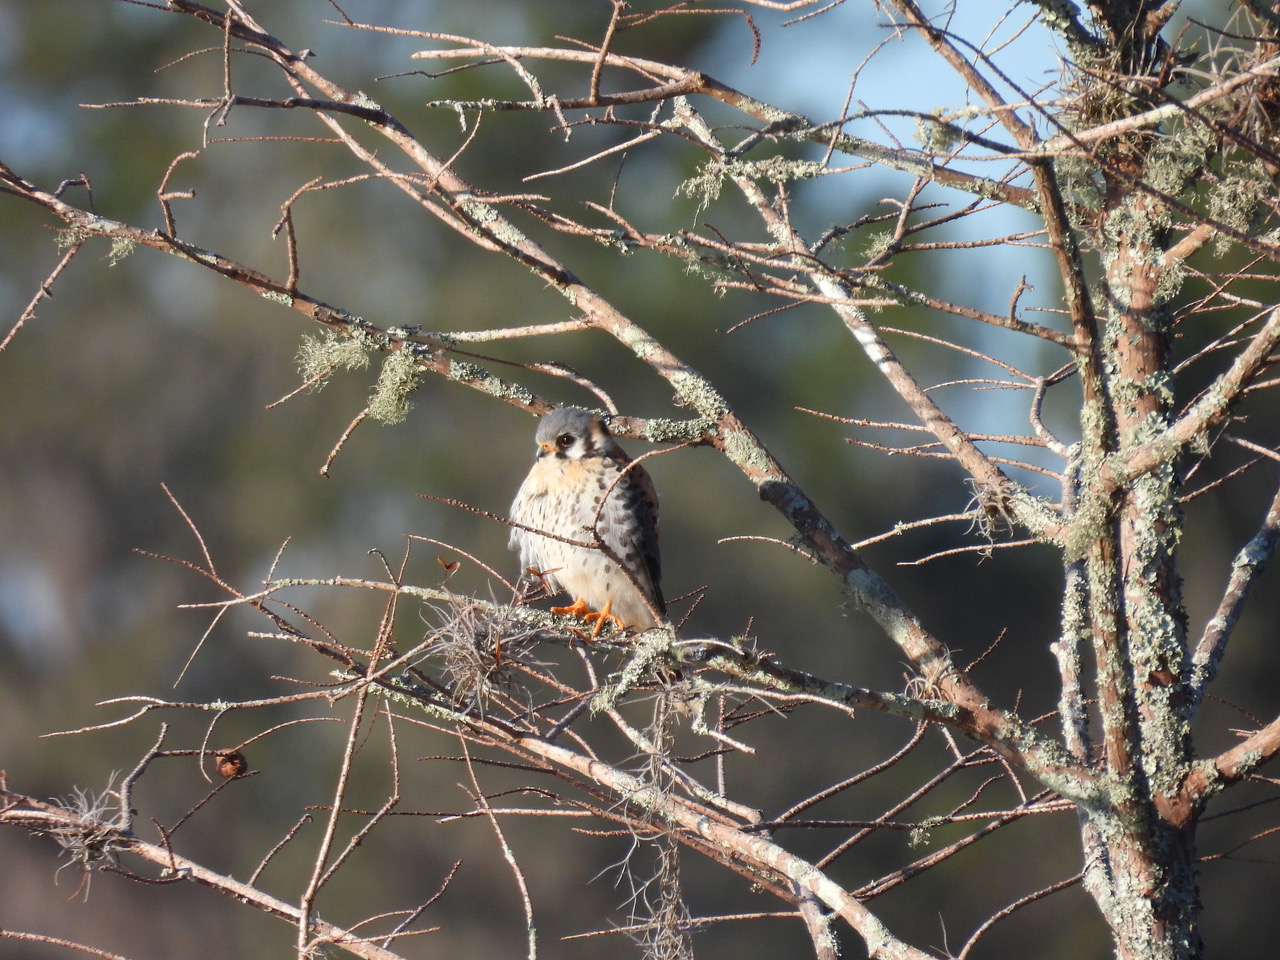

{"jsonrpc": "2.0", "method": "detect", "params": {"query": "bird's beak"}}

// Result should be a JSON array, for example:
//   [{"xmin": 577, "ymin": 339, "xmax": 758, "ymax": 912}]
[{"xmin": 538, "ymin": 441, "xmax": 554, "ymax": 454}]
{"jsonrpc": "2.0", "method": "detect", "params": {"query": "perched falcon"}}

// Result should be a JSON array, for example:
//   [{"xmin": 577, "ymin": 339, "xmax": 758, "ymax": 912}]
[{"xmin": 510, "ymin": 407, "xmax": 665, "ymax": 631}]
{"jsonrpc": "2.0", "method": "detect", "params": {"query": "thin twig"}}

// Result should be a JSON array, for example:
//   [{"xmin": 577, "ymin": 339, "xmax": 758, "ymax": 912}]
[{"xmin": 0, "ymin": 239, "xmax": 85, "ymax": 357}]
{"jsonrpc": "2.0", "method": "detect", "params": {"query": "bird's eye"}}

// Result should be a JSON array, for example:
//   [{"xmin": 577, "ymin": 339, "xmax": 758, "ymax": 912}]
[{"xmin": 557, "ymin": 433, "xmax": 575, "ymax": 448}]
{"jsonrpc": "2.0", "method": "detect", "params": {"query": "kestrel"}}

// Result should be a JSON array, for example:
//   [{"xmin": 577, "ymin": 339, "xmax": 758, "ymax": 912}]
[{"xmin": 510, "ymin": 407, "xmax": 665, "ymax": 631}]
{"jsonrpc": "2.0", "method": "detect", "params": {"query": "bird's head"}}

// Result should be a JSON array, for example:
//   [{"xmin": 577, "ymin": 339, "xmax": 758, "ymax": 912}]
[{"xmin": 534, "ymin": 407, "xmax": 614, "ymax": 460}]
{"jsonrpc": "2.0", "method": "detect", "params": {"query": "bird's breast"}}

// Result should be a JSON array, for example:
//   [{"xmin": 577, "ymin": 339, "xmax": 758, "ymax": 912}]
[{"xmin": 522, "ymin": 456, "xmax": 613, "ymax": 497}]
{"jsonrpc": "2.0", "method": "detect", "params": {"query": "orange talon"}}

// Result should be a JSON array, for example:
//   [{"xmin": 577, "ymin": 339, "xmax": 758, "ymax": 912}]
[
  {"xmin": 550, "ymin": 597, "xmax": 593, "ymax": 619},
  {"xmin": 551, "ymin": 597, "xmax": 625, "ymax": 641},
  {"xmin": 584, "ymin": 599, "xmax": 622, "ymax": 641}
]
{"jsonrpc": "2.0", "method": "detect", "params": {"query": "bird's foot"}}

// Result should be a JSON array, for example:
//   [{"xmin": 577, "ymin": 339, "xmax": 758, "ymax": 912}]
[
  {"xmin": 550, "ymin": 597, "xmax": 592, "ymax": 619},
  {"xmin": 583, "ymin": 599, "xmax": 624, "ymax": 640},
  {"xmin": 551, "ymin": 597, "xmax": 625, "ymax": 642}
]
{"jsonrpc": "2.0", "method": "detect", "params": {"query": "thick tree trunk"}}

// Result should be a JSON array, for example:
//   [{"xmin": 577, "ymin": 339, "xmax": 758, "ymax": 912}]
[{"xmin": 1080, "ymin": 151, "xmax": 1203, "ymax": 955}]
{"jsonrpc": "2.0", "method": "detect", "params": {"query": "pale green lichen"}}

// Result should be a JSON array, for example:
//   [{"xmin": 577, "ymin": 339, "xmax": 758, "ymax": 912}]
[
  {"xmin": 914, "ymin": 109, "xmax": 961, "ymax": 154},
  {"xmin": 727, "ymin": 156, "xmax": 827, "ymax": 184},
  {"xmin": 368, "ymin": 348, "xmax": 424, "ymax": 424},
  {"xmin": 617, "ymin": 326, "xmax": 662, "ymax": 359},
  {"xmin": 909, "ymin": 816, "xmax": 945, "ymax": 848},
  {"xmin": 640, "ymin": 415, "xmax": 715, "ymax": 446},
  {"xmin": 666, "ymin": 372, "xmax": 729, "ymax": 421},
  {"xmin": 491, "ymin": 379, "xmax": 537, "ymax": 405},
  {"xmin": 1208, "ymin": 164, "xmax": 1271, "ymax": 255},
  {"xmin": 1055, "ymin": 156, "xmax": 1105, "ymax": 220},
  {"xmin": 682, "ymin": 254, "xmax": 738, "ymax": 289},
  {"xmin": 1145, "ymin": 120, "xmax": 1214, "ymax": 198},
  {"xmin": 56, "ymin": 229, "xmax": 89, "ymax": 250},
  {"xmin": 721, "ymin": 429, "xmax": 773, "ymax": 475},
  {"xmin": 106, "ymin": 237, "xmax": 136, "ymax": 266},
  {"xmin": 1101, "ymin": 200, "xmax": 1169, "ymax": 254},
  {"xmin": 487, "ymin": 217, "xmax": 527, "ymax": 248},
  {"xmin": 1155, "ymin": 257, "xmax": 1188, "ymax": 306},
  {"xmin": 450, "ymin": 102, "xmax": 468, "ymax": 131},
  {"xmin": 677, "ymin": 159, "xmax": 726, "ymax": 217},
  {"xmin": 598, "ymin": 230, "xmax": 638, "ymax": 254},
  {"xmin": 863, "ymin": 229, "xmax": 895, "ymax": 262},
  {"xmin": 446, "ymin": 358, "xmax": 487, "ymax": 383},
  {"xmin": 740, "ymin": 98, "xmax": 801, "ymax": 128},
  {"xmin": 458, "ymin": 197, "xmax": 500, "ymax": 226},
  {"xmin": 176, "ymin": 245, "xmax": 221, "ymax": 269},
  {"xmin": 591, "ymin": 625, "xmax": 679, "ymax": 713},
  {"xmin": 296, "ymin": 328, "xmax": 373, "ymax": 387}
]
